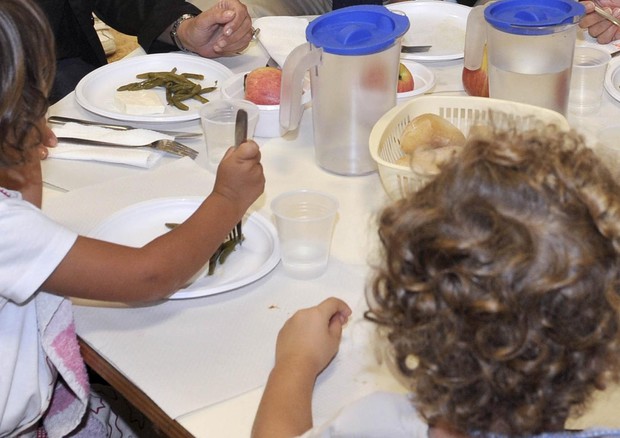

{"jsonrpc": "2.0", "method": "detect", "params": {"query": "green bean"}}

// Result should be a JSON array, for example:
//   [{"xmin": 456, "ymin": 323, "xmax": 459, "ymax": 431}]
[{"xmin": 117, "ymin": 68, "xmax": 217, "ymax": 110}]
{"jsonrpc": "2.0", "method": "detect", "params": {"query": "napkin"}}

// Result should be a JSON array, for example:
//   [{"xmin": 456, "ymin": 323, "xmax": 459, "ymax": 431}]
[
  {"xmin": 254, "ymin": 16, "xmax": 309, "ymax": 67},
  {"xmin": 49, "ymin": 123, "xmax": 171, "ymax": 168}
]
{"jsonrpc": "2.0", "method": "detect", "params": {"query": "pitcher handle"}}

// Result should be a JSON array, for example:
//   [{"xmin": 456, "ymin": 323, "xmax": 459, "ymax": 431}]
[
  {"xmin": 280, "ymin": 42, "xmax": 322, "ymax": 133},
  {"xmin": 463, "ymin": 4, "xmax": 487, "ymax": 71}
]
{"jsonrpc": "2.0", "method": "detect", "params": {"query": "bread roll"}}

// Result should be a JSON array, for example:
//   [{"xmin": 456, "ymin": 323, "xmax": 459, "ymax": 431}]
[
  {"xmin": 409, "ymin": 145, "xmax": 462, "ymax": 175},
  {"xmin": 399, "ymin": 113, "xmax": 466, "ymax": 155}
]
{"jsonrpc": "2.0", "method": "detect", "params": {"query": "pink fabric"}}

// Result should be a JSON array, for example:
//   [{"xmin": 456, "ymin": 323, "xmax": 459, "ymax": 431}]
[{"xmin": 36, "ymin": 295, "xmax": 91, "ymax": 438}]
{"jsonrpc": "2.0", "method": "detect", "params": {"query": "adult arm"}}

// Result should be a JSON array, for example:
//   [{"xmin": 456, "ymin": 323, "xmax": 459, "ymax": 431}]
[
  {"xmin": 93, "ymin": 0, "xmax": 252, "ymax": 57},
  {"xmin": 251, "ymin": 298, "xmax": 352, "ymax": 438}
]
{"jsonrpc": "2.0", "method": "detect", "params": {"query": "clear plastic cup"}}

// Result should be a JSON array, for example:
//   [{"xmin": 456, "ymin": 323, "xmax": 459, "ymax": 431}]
[
  {"xmin": 271, "ymin": 190, "xmax": 339, "ymax": 279},
  {"xmin": 199, "ymin": 99, "xmax": 259, "ymax": 169},
  {"xmin": 569, "ymin": 46, "xmax": 611, "ymax": 115}
]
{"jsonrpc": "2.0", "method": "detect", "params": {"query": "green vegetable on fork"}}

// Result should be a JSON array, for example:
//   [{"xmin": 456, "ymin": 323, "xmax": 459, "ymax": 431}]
[{"xmin": 117, "ymin": 68, "xmax": 217, "ymax": 111}]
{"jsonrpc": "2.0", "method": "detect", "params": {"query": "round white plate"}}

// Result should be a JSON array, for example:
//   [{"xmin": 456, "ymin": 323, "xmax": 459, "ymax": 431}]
[
  {"xmin": 397, "ymin": 60, "xmax": 436, "ymax": 104},
  {"xmin": 88, "ymin": 197, "xmax": 280, "ymax": 299},
  {"xmin": 387, "ymin": 1, "xmax": 471, "ymax": 61},
  {"xmin": 605, "ymin": 56, "xmax": 620, "ymax": 103},
  {"xmin": 75, "ymin": 53, "xmax": 234, "ymax": 123}
]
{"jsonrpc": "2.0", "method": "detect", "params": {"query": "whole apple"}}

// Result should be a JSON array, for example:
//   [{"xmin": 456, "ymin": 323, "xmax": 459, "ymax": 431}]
[
  {"xmin": 397, "ymin": 62, "xmax": 415, "ymax": 93},
  {"xmin": 462, "ymin": 45, "xmax": 489, "ymax": 97},
  {"xmin": 244, "ymin": 66, "xmax": 282, "ymax": 105}
]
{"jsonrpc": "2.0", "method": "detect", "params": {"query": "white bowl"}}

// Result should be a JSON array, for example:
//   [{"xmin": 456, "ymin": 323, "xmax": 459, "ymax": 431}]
[
  {"xmin": 396, "ymin": 60, "xmax": 436, "ymax": 105},
  {"xmin": 220, "ymin": 71, "xmax": 311, "ymax": 138}
]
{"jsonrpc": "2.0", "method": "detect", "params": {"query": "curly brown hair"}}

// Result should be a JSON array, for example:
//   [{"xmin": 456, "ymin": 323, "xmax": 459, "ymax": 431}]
[
  {"xmin": 366, "ymin": 123, "xmax": 620, "ymax": 436},
  {"xmin": 0, "ymin": 0, "xmax": 55, "ymax": 167}
]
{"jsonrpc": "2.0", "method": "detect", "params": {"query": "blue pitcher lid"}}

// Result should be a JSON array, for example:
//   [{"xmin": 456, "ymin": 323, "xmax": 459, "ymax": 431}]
[
  {"xmin": 485, "ymin": 0, "xmax": 585, "ymax": 35},
  {"xmin": 306, "ymin": 5, "xmax": 410, "ymax": 55}
]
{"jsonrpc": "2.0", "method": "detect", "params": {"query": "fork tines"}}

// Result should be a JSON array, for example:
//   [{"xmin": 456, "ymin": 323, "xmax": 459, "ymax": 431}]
[
  {"xmin": 158, "ymin": 139, "xmax": 198, "ymax": 159},
  {"xmin": 226, "ymin": 221, "xmax": 243, "ymax": 243}
]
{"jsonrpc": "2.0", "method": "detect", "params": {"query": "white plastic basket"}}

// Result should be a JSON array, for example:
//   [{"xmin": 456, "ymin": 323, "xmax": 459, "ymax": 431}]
[{"xmin": 369, "ymin": 95, "xmax": 571, "ymax": 200}]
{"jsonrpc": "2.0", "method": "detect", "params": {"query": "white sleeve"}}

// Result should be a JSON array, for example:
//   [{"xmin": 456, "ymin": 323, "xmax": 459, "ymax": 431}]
[
  {"xmin": 298, "ymin": 392, "xmax": 428, "ymax": 438},
  {"xmin": 0, "ymin": 198, "xmax": 77, "ymax": 303}
]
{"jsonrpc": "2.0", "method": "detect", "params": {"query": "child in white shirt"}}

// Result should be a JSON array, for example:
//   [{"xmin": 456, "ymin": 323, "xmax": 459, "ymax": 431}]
[{"xmin": 0, "ymin": 0, "xmax": 264, "ymax": 435}]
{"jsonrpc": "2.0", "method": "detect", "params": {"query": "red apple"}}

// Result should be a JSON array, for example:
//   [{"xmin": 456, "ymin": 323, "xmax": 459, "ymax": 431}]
[
  {"xmin": 462, "ymin": 44, "xmax": 489, "ymax": 97},
  {"xmin": 244, "ymin": 66, "xmax": 282, "ymax": 105},
  {"xmin": 397, "ymin": 62, "xmax": 415, "ymax": 93}
]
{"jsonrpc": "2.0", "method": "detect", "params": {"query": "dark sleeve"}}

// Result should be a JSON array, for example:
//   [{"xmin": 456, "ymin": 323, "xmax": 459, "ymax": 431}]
[
  {"xmin": 92, "ymin": 0, "xmax": 202, "ymax": 53},
  {"xmin": 332, "ymin": 0, "xmax": 382, "ymax": 10},
  {"xmin": 456, "ymin": 0, "xmax": 477, "ymax": 6}
]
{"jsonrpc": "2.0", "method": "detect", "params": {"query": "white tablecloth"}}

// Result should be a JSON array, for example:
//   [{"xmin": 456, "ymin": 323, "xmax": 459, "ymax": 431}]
[{"xmin": 42, "ymin": 29, "xmax": 620, "ymax": 437}]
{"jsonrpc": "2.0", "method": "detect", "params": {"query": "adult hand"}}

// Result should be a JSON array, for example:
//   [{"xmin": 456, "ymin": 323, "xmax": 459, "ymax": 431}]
[
  {"xmin": 178, "ymin": 0, "xmax": 254, "ymax": 57},
  {"xmin": 579, "ymin": 0, "xmax": 620, "ymax": 44},
  {"xmin": 213, "ymin": 140, "xmax": 264, "ymax": 216}
]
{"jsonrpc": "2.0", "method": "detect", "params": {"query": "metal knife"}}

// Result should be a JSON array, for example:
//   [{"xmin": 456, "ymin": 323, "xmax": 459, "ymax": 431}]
[
  {"xmin": 47, "ymin": 115, "xmax": 202, "ymax": 139},
  {"xmin": 231, "ymin": 108, "xmax": 248, "ymax": 242},
  {"xmin": 235, "ymin": 109, "xmax": 248, "ymax": 147},
  {"xmin": 401, "ymin": 45, "xmax": 432, "ymax": 54}
]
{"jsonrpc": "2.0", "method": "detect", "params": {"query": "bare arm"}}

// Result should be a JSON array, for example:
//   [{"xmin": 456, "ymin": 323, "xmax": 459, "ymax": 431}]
[
  {"xmin": 41, "ymin": 140, "xmax": 264, "ymax": 303},
  {"xmin": 252, "ymin": 298, "xmax": 352, "ymax": 438}
]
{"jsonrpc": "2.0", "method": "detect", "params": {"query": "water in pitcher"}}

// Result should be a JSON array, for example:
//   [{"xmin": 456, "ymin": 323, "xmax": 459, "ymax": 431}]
[{"xmin": 489, "ymin": 65, "xmax": 571, "ymax": 115}]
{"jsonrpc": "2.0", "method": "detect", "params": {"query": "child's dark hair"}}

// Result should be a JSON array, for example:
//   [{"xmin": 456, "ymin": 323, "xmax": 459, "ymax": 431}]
[
  {"xmin": 0, "ymin": 0, "xmax": 55, "ymax": 167},
  {"xmin": 367, "ymin": 123, "xmax": 620, "ymax": 436}
]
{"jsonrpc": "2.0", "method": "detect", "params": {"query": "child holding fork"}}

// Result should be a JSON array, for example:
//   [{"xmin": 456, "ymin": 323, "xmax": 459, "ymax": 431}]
[
  {"xmin": 0, "ymin": 0, "xmax": 264, "ymax": 435},
  {"xmin": 252, "ymin": 122, "xmax": 620, "ymax": 437}
]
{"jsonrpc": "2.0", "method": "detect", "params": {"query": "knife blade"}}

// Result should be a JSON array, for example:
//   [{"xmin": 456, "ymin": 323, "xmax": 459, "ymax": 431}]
[
  {"xmin": 234, "ymin": 109, "xmax": 248, "ymax": 147},
  {"xmin": 401, "ymin": 45, "xmax": 432, "ymax": 54},
  {"xmin": 47, "ymin": 115, "xmax": 202, "ymax": 139}
]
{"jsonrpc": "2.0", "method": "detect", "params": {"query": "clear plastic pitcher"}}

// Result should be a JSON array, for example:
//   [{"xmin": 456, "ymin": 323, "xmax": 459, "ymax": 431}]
[
  {"xmin": 463, "ymin": 0, "xmax": 585, "ymax": 115},
  {"xmin": 280, "ymin": 6, "xmax": 409, "ymax": 176}
]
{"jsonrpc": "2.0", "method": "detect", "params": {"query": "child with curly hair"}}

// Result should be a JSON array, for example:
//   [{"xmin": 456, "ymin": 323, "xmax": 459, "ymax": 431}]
[
  {"xmin": 0, "ymin": 0, "xmax": 264, "ymax": 435},
  {"xmin": 252, "ymin": 122, "xmax": 620, "ymax": 437}
]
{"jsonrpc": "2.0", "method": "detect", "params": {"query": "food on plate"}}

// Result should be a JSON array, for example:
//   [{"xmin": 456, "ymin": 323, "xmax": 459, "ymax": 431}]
[
  {"xmin": 397, "ymin": 62, "xmax": 415, "ymax": 93},
  {"xmin": 398, "ymin": 113, "xmax": 466, "ymax": 174},
  {"xmin": 116, "ymin": 68, "xmax": 218, "ymax": 111},
  {"xmin": 165, "ymin": 222, "xmax": 244, "ymax": 276},
  {"xmin": 244, "ymin": 66, "xmax": 282, "ymax": 105},
  {"xmin": 114, "ymin": 89, "xmax": 165, "ymax": 115},
  {"xmin": 462, "ymin": 44, "xmax": 489, "ymax": 97}
]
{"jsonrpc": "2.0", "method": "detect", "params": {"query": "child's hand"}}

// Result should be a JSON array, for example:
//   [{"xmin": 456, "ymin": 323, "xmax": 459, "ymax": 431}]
[
  {"xmin": 275, "ymin": 297, "xmax": 352, "ymax": 377},
  {"xmin": 213, "ymin": 140, "xmax": 265, "ymax": 214}
]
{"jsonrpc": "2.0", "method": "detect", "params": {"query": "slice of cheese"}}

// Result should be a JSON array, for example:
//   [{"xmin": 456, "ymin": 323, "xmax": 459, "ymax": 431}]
[{"xmin": 114, "ymin": 90, "xmax": 166, "ymax": 115}]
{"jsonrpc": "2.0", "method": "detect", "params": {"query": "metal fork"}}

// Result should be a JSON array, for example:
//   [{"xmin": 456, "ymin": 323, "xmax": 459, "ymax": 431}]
[
  {"xmin": 591, "ymin": 0, "xmax": 620, "ymax": 28},
  {"xmin": 165, "ymin": 221, "xmax": 244, "ymax": 275},
  {"xmin": 56, "ymin": 136, "xmax": 199, "ymax": 159},
  {"xmin": 208, "ymin": 222, "xmax": 244, "ymax": 275}
]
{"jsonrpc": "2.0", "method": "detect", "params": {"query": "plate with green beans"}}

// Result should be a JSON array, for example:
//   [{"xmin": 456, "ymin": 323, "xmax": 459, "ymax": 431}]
[
  {"xmin": 88, "ymin": 197, "xmax": 281, "ymax": 299},
  {"xmin": 75, "ymin": 53, "xmax": 234, "ymax": 123}
]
